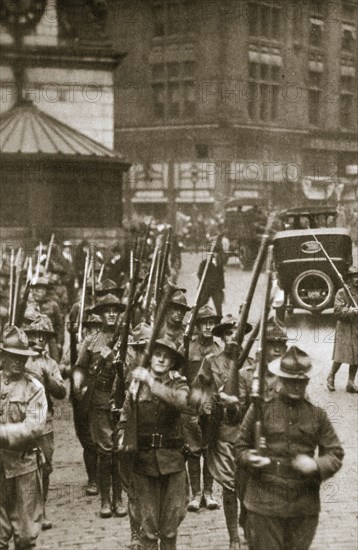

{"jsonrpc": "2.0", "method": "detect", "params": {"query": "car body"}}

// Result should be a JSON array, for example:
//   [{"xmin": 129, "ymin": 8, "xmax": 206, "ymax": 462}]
[{"xmin": 273, "ymin": 207, "xmax": 353, "ymax": 314}]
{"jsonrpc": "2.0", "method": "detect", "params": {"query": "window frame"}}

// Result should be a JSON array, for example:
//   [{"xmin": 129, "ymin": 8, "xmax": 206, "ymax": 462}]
[
  {"xmin": 247, "ymin": 60, "xmax": 280, "ymax": 123},
  {"xmin": 151, "ymin": 60, "xmax": 196, "ymax": 120}
]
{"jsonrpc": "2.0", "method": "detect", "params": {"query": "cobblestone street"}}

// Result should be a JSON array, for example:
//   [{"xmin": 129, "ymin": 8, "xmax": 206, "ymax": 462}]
[{"xmin": 35, "ymin": 253, "xmax": 357, "ymax": 550}]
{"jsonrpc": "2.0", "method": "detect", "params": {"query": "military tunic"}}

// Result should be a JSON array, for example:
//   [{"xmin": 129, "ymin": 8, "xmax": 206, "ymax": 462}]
[
  {"xmin": 0, "ymin": 371, "xmax": 47, "ymax": 549},
  {"xmin": 235, "ymin": 392, "xmax": 344, "ymax": 550}
]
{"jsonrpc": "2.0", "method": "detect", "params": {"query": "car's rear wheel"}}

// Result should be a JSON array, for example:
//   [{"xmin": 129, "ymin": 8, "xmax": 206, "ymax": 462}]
[{"xmin": 291, "ymin": 269, "xmax": 335, "ymax": 312}]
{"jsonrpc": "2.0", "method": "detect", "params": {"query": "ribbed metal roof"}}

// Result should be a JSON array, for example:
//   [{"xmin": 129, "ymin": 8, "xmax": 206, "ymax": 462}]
[{"xmin": 0, "ymin": 101, "xmax": 121, "ymax": 159}]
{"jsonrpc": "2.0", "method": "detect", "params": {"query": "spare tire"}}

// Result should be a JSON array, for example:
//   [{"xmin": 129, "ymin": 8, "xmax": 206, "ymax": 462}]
[{"xmin": 291, "ymin": 269, "xmax": 335, "ymax": 312}]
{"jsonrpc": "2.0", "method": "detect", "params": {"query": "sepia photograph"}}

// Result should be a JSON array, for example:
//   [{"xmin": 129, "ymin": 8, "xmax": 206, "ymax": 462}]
[{"xmin": 0, "ymin": 1, "xmax": 357, "ymax": 549}]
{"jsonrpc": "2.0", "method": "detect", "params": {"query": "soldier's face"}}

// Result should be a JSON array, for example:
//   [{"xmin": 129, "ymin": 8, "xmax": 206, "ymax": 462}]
[
  {"xmin": 27, "ymin": 331, "xmax": 48, "ymax": 352},
  {"xmin": 349, "ymin": 275, "xmax": 358, "ymax": 287},
  {"xmin": 32, "ymin": 287, "xmax": 46, "ymax": 302},
  {"xmin": 266, "ymin": 341, "xmax": 288, "ymax": 363},
  {"xmin": 101, "ymin": 307, "xmax": 119, "ymax": 328},
  {"xmin": 279, "ymin": 377, "xmax": 309, "ymax": 400},
  {"xmin": 223, "ymin": 328, "xmax": 238, "ymax": 347},
  {"xmin": 151, "ymin": 346, "xmax": 175, "ymax": 375},
  {"xmin": 167, "ymin": 306, "xmax": 185, "ymax": 326},
  {"xmin": 198, "ymin": 319, "xmax": 216, "ymax": 338},
  {"xmin": 2, "ymin": 353, "xmax": 28, "ymax": 380}
]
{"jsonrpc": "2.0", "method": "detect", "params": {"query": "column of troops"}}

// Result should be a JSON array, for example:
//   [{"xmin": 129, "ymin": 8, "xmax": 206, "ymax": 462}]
[{"xmin": 0, "ymin": 232, "xmax": 357, "ymax": 550}]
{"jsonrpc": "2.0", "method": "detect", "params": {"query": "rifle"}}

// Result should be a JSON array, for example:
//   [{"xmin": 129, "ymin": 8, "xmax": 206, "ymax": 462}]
[
  {"xmin": 44, "ymin": 233, "xmax": 55, "ymax": 274},
  {"xmin": 110, "ymin": 240, "xmax": 143, "ymax": 415},
  {"xmin": 97, "ymin": 263, "xmax": 105, "ymax": 284},
  {"xmin": 251, "ymin": 245, "xmax": 274, "ymax": 454},
  {"xmin": 183, "ymin": 236, "xmax": 218, "ymax": 364},
  {"xmin": 142, "ymin": 244, "xmax": 159, "ymax": 323},
  {"xmin": 91, "ymin": 244, "xmax": 96, "ymax": 307},
  {"xmin": 122, "ymin": 281, "xmax": 179, "ymax": 454},
  {"xmin": 34, "ymin": 242, "xmax": 43, "ymax": 283},
  {"xmin": 223, "ymin": 213, "xmax": 276, "ymax": 396},
  {"xmin": 15, "ymin": 255, "xmax": 32, "ymax": 327},
  {"xmin": 77, "ymin": 252, "xmax": 90, "ymax": 345},
  {"xmin": 308, "ymin": 227, "xmax": 358, "ymax": 308},
  {"xmin": 157, "ymin": 226, "xmax": 172, "ymax": 301},
  {"xmin": 10, "ymin": 249, "xmax": 22, "ymax": 327},
  {"xmin": 8, "ymin": 248, "xmax": 15, "ymax": 325}
]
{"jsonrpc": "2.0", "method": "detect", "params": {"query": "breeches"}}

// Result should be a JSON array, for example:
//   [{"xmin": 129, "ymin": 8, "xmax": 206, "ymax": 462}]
[
  {"xmin": 72, "ymin": 399, "xmax": 95, "ymax": 451},
  {"xmin": 132, "ymin": 470, "xmax": 188, "ymax": 542},
  {"xmin": 246, "ymin": 512, "xmax": 319, "ymax": 550},
  {"xmin": 0, "ymin": 468, "xmax": 42, "ymax": 550},
  {"xmin": 181, "ymin": 414, "xmax": 206, "ymax": 453},
  {"xmin": 89, "ymin": 407, "xmax": 114, "ymax": 454}
]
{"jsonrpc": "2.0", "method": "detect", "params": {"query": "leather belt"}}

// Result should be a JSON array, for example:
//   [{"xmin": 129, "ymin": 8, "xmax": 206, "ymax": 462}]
[{"xmin": 138, "ymin": 434, "xmax": 184, "ymax": 449}]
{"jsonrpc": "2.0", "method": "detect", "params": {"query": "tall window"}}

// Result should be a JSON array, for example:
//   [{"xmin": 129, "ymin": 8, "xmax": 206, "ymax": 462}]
[
  {"xmin": 247, "ymin": 61, "xmax": 280, "ymax": 122},
  {"xmin": 341, "ymin": 4, "xmax": 356, "ymax": 52},
  {"xmin": 248, "ymin": 1, "xmax": 281, "ymax": 40},
  {"xmin": 340, "ymin": 73, "xmax": 355, "ymax": 129},
  {"xmin": 309, "ymin": 0, "xmax": 324, "ymax": 47},
  {"xmin": 152, "ymin": 1, "xmax": 194, "ymax": 37},
  {"xmin": 152, "ymin": 61, "xmax": 196, "ymax": 119},
  {"xmin": 308, "ymin": 70, "xmax": 322, "ymax": 126}
]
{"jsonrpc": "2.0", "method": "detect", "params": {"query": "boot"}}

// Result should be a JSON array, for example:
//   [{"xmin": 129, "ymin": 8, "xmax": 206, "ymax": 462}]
[
  {"xmin": 223, "ymin": 488, "xmax": 240, "ymax": 549},
  {"xmin": 202, "ymin": 454, "xmax": 218, "ymax": 510},
  {"xmin": 84, "ymin": 447, "xmax": 98, "ymax": 495},
  {"xmin": 347, "ymin": 365, "xmax": 358, "ymax": 393},
  {"xmin": 187, "ymin": 454, "xmax": 201, "ymax": 512},
  {"xmin": 98, "ymin": 454, "xmax": 112, "ymax": 518},
  {"xmin": 142, "ymin": 537, "xmax": 158, "ymax": 550},
  {"xmin": 327, "ymin": 362, "xmax": 341, "ymax": 392},
  {"xmin": 129, "ymin": 506, "xmax": 142, "ymax": 550},
  {"xmin": 112, "ymin": 454, "xmax": 127, "ymax": 517},
  {"xmin": 41, "ymin": 471, "xmax": 52, "ymax": 530}
]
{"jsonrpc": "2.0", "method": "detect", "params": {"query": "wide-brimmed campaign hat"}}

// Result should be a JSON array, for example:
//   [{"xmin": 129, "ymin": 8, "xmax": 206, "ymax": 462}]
[
  {"xmin": 195, "ymin": 304, "xmax": 222, "ymax": 325},
  {"xmin": 153, "ymin": 337, "xmax": 185, "ymax": 369},
  {"xmin": 212, "ymin": 314, "xmax": 252, "ymax": 338},
  {"xmin": 0, "ymin": 326, "xmax": 39, "ymax": 357},
  {"xmin": 96, "ymin": 279, "xmax": 125, "ymax": 298},
  {"xmin": 24, "ymin": 315, "xmax": 56, "ymax": 337},
  {"xmin": 128, "ymin": 323, "xmax": 152, "ymax": 347},
  {"xmin": 268, "ymin": 346, "xmax": 320, "ymax": 379},
  {"xmin": 91, "ymin": 294, "xmax": 126, "ymax": 314},
  {"xmin": 168, "ymin": 291, "xmax": 191, "ymax": 312}
]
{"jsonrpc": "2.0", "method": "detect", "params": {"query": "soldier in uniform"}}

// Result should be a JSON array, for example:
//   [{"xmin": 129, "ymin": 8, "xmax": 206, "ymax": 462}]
[
  {"xmin": 327, "ymin": 266, "xmax": 358, "ymax": 393},
  {"xmin": 158, "ymin": 291, "xmax": 190, "ymax": 348},
  {"xmin": 117, "ymin": 337, "xmax": 189, "ymax": 550},
  {"xmin": 235, "ymin": 346, "xmax": 344, "ymax": 550},
  {"xmin": 237, "ymin": 316, "xmax": 288, "ymax": 535},
  {"xmin": 72, "ymin": 294, "xmax": 127, "ymax": 518},
  {"xmin": 0, "ymin": 326, "xmax": 47, "ymax": 550},
  {"xmin": 24, "ymin": 316, "xmax": 66, "ymax": 530},
  {"xmin": 192, "ymin": 314, "xmax": 252, "ymax": 550},
  {"xmin": 178, "ymin": 305, "xmax": 222, "ymax": 512},
  {"xmin": 30, "ymin": 277, "xmax": 64, "ymax": 362},
  {"xmin": 65, "ymin": 313, "xmax": 102, "ymax": 497}
]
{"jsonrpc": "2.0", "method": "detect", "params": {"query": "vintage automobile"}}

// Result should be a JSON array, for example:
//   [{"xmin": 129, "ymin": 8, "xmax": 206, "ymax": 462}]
[
  {"xmin": 273, "ymin": 207, "xmax": 353, "ymax": 314},
  {"xmin": 223, "ymin": 199, "xmax": 267, "ymax": 269}
]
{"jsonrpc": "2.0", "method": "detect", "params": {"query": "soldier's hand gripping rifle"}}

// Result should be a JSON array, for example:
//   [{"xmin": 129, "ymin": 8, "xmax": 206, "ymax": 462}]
[
  {"xmin": 251, "ymin": 245, "xmax": 274, "ymax": 455},
  {"xmin": 183, "ymin": 236, "xmax": 218, "ymax": 366},
  {"xmin": 223, "ymin": 213, "xmax": 276, "ymax": 396},
  {"xmin": 121, "ymin": 280, "xmax": 179, "ymax": 454},
  {"xmin": 309, "ymin": 227, "xmax": 358, "ymax": 308}
]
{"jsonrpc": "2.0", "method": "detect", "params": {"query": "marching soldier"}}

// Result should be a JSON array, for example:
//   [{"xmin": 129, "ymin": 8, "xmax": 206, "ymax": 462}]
[
  {"xmin": 327, "ymin": 265, "xmax": 358, "ymax": 393},
  {"xmin": 158, "ymin": 291, "xmax": 190, "ymax": 348},
  {"xmin": 179, "ymin": 305, "xmax": 222, "ymax": 512},
  {"xmin": 0, "ymin": 326, "xmax": 47, "ymax": 550},
  {"xmin": 24, "ymin": 316, "xmax": 66, "ymax": 530},
  {"xmin": 236, "ymin": 316, "xmax": 288, "ymax": 535},
  {"xmin": 72, "ymin": 294, "xmax": 127, "ymax": 518},
  {"xmin": 235, "ymin": 346, "xmax": 344, "ymax": 550},
  {"xmin": 30, "ymin": 277, "xmax": 64, "ymax": 362},
  {"xmin": 117, "ymin": 337, "xmax": 190, "ymax": 550},
  {"xmin": 66, "ymin": 313, "xmax": 103, "ymax": 496},
  {"xmin": 192, "ymin": 314, "xmax": 252, "ymax": 550}
]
